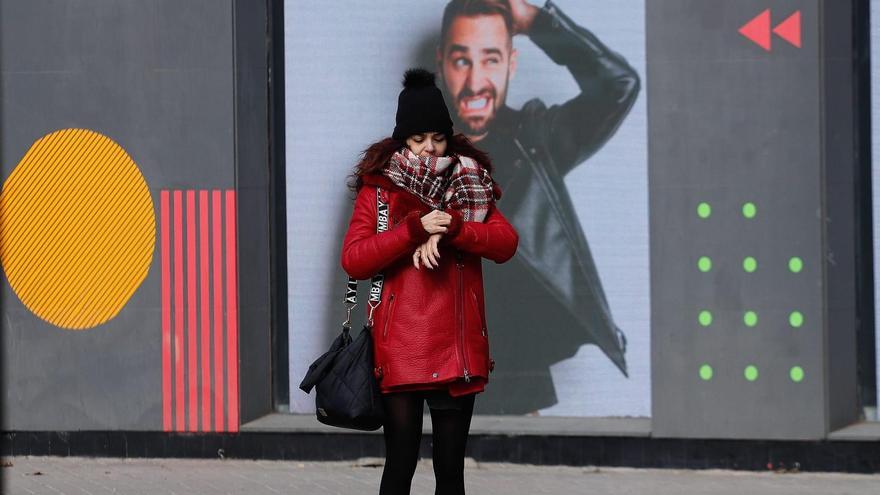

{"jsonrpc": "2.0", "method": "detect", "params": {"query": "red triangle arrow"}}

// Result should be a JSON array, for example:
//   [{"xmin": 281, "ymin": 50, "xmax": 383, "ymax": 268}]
[
  {"xmin": 773, "ymin": 11, "xmax": 801, "ymax": 48},
  {"xmin": 739, "ymin": 9, "xmax": 771, "ymax": 51}
]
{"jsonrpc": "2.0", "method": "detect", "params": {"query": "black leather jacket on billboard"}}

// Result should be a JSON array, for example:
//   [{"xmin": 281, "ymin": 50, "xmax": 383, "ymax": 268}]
[{"xmin": 474, "ymin": 1, "xmax": 641, "ymax": 414}]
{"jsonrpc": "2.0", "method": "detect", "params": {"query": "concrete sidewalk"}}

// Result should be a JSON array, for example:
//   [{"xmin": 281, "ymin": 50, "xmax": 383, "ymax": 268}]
[{"xmin": 3, "ymin": 456, "xmax": 879, "ymax": 494}]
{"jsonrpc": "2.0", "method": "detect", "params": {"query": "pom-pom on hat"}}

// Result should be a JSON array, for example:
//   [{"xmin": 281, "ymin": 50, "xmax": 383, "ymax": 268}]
[{"xmin": 392, "ymin": 68, "xmax": 454, "ymax": 141}]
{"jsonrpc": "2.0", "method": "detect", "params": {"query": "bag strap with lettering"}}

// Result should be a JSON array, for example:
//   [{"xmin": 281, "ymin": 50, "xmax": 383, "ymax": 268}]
[{"xmin": 342, "ymin": 187, "xmax": 389, "ymax": 330}]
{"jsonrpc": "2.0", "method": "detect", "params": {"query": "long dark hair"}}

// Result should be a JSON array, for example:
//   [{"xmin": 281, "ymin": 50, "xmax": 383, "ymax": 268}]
[{"xmin": 346, "ymin": 133, "xmax": 494, "ymax": 194}]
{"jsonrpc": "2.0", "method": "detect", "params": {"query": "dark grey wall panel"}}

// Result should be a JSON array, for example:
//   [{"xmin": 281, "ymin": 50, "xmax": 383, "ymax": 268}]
[
  {"xmin": 649, "ymin": 0, "xmax": 829, "ymax": 439},
  {"xmin": 821, "ymin": 0, "xmax": 861, "ymax": 433},
  {"xmin": 1, "ymin": 0, "xmax": 238, "ymax": 430},
  {"xmin": 235, "ymin": 0, "xmax": 273, "ymax": 424}
]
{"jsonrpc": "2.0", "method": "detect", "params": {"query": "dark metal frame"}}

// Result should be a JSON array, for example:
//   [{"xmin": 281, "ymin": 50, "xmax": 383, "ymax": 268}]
[
  {"xmin": 853, "ymin": 0, "xmax": 877, "ymax": 415},
  {"xmin": 268, "ymin": 0, "xmax": 290, "ymax": 412}
]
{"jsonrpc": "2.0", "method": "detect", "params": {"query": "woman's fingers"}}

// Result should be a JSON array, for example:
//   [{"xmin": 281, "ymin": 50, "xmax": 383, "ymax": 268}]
[
  {"xmin": 421, "ymin": 210, "xmax": 447, "ymax": 233},
  {"xmin": 413, "ymin": 233, "xmax": 443, "ymax": 270},
  {"xmin": 421, "ymin": 210, "xmax": 452, "ymax": 234},
  {"xmin": 426, "ymin": 247, "xmax": 438, "ymax": 267},
  {"xmin": 420, "ymin": 248, "xmax": 433, "ymax": 269},
  {"xmin": 429, "ymin": 236, "xmax": 441, "ymax": 259}
]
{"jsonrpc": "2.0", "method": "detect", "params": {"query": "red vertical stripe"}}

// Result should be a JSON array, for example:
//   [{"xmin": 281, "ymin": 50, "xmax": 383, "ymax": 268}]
[
  {"xmin": 186, "ymin": 190, "xmax": 198, "ymax": 431},
  {"xmin": 212, "ymin": 190, "xmax": 225, "ymax": 431},
  {"xmin": 225, "ymin": 190, "xmax": 239, "ymax": 431},
  {"xmin": 173, "ymin": 191, "xmax": 185, "ymax": 431},
  {"xmin": 160, "ymin": 191, "xmax": 171, "ymax": 432},
  {"xmin": 199, "ymin": 191, "xmax": 212, "ymax": 432}
]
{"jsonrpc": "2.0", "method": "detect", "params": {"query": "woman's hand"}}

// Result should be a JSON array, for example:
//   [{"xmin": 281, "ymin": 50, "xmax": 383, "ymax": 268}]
[
  {"xmin": 421, "ymin": 210, "xmax": 451, "ymax": 234},
  {"xmin": 413, "ymin": 234, "xmax": 443, "ymax": 270}
]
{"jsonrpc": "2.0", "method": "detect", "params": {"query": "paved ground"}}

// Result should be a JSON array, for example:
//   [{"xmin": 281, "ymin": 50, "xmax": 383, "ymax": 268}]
[{"xmin": 3, "ymin": 456, "xmax": 879, "ymax": 494}]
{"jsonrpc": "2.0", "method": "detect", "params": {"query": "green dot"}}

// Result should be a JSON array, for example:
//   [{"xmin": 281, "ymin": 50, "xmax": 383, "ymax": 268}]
[
  {"xmin": 790, "ymin": 366, "xmax": 804, "ymax": 383},
  {"xmin": 789, "ymin": 257, "xmax": 803, "ymax": 273},
  {"xmin": 698, "ymin": 256, "xmax": 712, "ymax": 272},
  {"xmin": 743, "ymin": 311, "xmax": 758, "ymax": 327},
  {"xmin": 742, "ymin": 202, "xmax": 757, "ymax": 218},
  {"xmin": 697, "ymin": 202, "xmax": 712, "ymax": 219},
  {"xmin": 743, "ymin": 256, "xmax": 757, "ymax": 273},
  {"xmin": 699, "ymin": 364, "xmax": 713, "ymax": 381},
  {"xmin": 789, "ymin": 311, "xmax": 804, "ymax": 328},
  {"xmin": 698, "ymin": 310, "xmax": 713, "ymax": 326},
  {"xmin": 744, "ymin": 365, "xmax": 759, "ymax": 381}
]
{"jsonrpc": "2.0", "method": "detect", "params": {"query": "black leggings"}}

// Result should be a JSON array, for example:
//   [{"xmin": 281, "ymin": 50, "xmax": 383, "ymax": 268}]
[{"xmin": 379, "ymin": 391, "xmax": 476, "ymax": 495}]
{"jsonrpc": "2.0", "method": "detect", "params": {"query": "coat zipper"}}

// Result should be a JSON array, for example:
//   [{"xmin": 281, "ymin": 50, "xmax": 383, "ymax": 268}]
[
  {"xmin": 456, "ymin": 253, "xmax": 471, "ymax": 382},
  {"xmin": 382, "ymin": 294, "xmax": 395, "ymax": 341}
]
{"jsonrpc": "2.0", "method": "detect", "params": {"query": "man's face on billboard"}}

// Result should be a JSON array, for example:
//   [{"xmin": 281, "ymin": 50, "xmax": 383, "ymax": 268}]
[{"xmin": 438, "ymin": 14, "xmax": 517, "ymax": 140}]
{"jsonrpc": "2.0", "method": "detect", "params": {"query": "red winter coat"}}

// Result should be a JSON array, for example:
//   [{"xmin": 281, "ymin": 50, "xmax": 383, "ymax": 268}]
[{"xmin": 341, "ymin": 173, "xmax": 519, "ymax": 396}]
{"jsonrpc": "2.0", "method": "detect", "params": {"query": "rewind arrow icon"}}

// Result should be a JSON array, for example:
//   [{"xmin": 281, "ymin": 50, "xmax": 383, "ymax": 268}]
[{"xmin": 739, "ymin": 9, "xmax": 802, "ymax": 52}]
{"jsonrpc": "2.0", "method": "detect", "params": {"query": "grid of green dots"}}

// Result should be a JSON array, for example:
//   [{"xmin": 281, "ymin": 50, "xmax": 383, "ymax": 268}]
[{"xmin": 695, "ymin": 201, "xmax": 805, "ymax": 384}]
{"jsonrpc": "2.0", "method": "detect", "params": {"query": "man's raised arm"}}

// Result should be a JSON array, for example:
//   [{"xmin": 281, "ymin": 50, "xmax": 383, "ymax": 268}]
[{"xmin": 516, "ymin": 0, "xmax": 641, "ymax": 176}]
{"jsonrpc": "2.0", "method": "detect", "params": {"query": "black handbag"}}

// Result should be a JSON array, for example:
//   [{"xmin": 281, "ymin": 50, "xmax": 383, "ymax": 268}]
[{"xmin": 298, "ymin": 188, "xmax": 387, "ymax": 431}]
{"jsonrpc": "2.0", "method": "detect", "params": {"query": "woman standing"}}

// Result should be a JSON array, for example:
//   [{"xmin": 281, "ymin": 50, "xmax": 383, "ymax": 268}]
[{"xmin": 341, "ymin": 68, "xmax": 518, "ymax": 494}]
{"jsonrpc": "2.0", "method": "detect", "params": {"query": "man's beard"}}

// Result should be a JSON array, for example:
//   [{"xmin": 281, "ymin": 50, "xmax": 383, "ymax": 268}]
[{"xmin": 457, "ymin": 113, "xmax": 493, "ymax": 136}]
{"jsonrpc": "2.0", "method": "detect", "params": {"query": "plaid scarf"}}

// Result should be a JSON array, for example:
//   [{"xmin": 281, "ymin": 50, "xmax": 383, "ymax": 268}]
[{"xmin": 383, "ymin": 148, "xmax": 494, "ymax": 222}]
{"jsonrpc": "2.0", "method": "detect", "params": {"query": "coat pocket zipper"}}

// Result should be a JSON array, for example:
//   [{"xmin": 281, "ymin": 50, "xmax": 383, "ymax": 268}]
[
  {"xmin": 471, "ymin": 290, "xmax": 487, "ymax": 338},
  {"xmin": 382, "ymin": 294, "xmax": 395, "ymax": 341}
]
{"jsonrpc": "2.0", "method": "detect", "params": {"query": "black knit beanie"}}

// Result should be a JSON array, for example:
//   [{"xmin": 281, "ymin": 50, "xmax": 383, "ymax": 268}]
[{"xmin": 392, "ymin": 68, "xmax": 454, "ymax": 141}]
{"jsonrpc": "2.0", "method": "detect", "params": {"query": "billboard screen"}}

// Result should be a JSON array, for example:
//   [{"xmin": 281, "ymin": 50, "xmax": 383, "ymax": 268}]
[{"xmin": 284, "ymin": 0, "xmax": 649, "ymax": 416}]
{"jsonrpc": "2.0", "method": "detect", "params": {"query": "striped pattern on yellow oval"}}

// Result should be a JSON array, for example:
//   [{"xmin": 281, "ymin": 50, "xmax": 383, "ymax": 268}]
[{"xmin": 0, "ymin": 128, "xmax": 155, "ymax": 330}]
